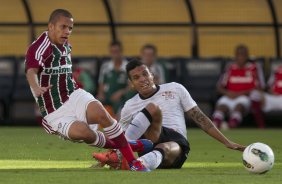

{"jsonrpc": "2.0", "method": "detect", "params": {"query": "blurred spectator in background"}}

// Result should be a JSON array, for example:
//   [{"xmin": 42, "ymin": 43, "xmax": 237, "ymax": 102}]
[
  {"xmin": 97, "ymin": 41, "xmax": 129, "ymax": 118},
  {"xmin": 141, "ymin": 44, "xmax": 165, "ymax": 84},
  {"xmin": 250, "ymin": 62, "xmax": 282, "ymax": 126},
  {"xmin": 212, "ymin": 44, "xmax": 265, "ymax": 129},
  {"xmin": 72, "ymin": 62, "xmax": 96, "ymax": 94}
]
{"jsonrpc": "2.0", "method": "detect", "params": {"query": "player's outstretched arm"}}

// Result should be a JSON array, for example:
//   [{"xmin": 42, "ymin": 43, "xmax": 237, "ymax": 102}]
[
  {"xmin": 26, "ymin": 68, "xmax": 52, "ymax": 97},
  {"xmin": 186, "ymin": 106, "xmax": 245, "ymax": 152}
]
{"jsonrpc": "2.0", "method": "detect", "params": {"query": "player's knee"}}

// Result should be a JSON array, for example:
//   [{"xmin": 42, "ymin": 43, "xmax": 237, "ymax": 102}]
[
  {"xmin": 156, "ymin": 142, "xmax": 182, "ymax": 165},
  {"xmin": 87, "ymin": 101, "xmax": 114, "ymax": 127},
  {"xmin": 156, "ymin": 143, "xmax": 169, "ymax": 154},
  {"xmin": 155, "ymin": 143, "xmax": 175, "ymax": 166},
  {"xmin": 68, "ymin": 122, "xmax": 95, "ymax": 143},
  {"xmin": 145, "ymin": 103, "xmax": 162, "ymax": 120},
  {"xmin": 97, "ymin": 112, "xmax": 114, "ymax": 128}
]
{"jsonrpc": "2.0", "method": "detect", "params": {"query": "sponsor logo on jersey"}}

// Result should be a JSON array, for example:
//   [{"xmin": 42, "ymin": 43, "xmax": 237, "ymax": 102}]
[
  {"xmin": 43, "ymin": 65, "xmax": 72, "ymax": 75},
  {"xmin": 229, "ymin": 76, "xmax": 253, "ymax": 83}
]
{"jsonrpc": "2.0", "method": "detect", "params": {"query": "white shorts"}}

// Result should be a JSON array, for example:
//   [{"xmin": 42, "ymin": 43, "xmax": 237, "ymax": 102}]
[
  {"xmin": 42, "ymin": 88, "xmax": 99, "ymax": 139},
  {"xmin": 263, "ymin": 94, "xmax": 282, "ymax": 112},
  {"xmin": 216, "ymin": 95, "xmax": 251, "ymax": 112}
]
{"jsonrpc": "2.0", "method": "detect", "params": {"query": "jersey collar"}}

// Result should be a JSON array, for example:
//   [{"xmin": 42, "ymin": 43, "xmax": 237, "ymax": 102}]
[{"xmin": 139, "ymin": 85, "xmax": 160, "ymax": 100}]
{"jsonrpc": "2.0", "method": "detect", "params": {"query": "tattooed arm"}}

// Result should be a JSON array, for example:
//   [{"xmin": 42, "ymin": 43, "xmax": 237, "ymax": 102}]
[{"xmin": 186, "ymin": 106, "xmax": 245, "ymax": 151}]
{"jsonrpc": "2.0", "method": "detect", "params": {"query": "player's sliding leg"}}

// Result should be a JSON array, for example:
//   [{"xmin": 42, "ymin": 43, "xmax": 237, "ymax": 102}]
[
  {"xmin": 68, "ymin": 122, "xmax": 150, "ymax": 171},
  {"xmin": 127, "ymin": 139, "xmax": 153, "ymax": 153},
  {"xmin": 138, "ymin": 142, "xmax": 183, "ymax": 170},
  {"xmin": 92, "ymin": 149, "xmax": 125, "ymax": 169},
  {"xmin": 85, "ymin": 101, "xmax": 150, "ymax": 171},
  {"xmin": 125, "ymin": 103, "xmax": 162, "ymax": 143},
  {"xmin": 137, "ymin": 149, "xmax": 163, "ymax": 170},
  {"xmin": 87, "ymin": 124, "xmax": 153, "ymax": 152},
  {"xmin": 92, "ymin": 139, "xmax": 153, "ymax": 169},
  {"xmin": 93, "ymin": 103, "xmax": 164, "ymax": 170},
  {"xmin": 125, "ymin": 108, "xmax": 152, "ymax": 140},
  {"xmin": 94, "ymin": 141, "xmax": 183, "ymax": 170}
]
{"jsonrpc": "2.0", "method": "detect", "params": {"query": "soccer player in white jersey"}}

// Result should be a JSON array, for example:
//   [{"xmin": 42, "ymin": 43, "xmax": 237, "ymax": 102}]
[
  {"xmin": 25, "ymin": 9, "xmax": 151, "ymax": 171},
  {"xmin": 93, "ymin": 59, "xmax": 245, "ymax": 170}
]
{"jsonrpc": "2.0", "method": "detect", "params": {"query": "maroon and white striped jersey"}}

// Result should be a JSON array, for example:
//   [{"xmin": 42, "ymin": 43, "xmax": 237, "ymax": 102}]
[{"xmin": 25, "ymin": 31, "xmax": 77, "ymax": 117}]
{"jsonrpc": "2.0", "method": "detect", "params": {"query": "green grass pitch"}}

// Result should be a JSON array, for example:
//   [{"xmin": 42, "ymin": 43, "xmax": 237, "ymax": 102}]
[{"xmin": 0, "ymin": 127, "xmax": 281, "ymax": 184}]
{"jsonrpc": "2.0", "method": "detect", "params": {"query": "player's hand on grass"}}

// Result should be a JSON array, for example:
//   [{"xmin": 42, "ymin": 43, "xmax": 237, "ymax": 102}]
[
  {"xmin": 225, "ymin": 141, "xmax": 246, "ymax": 152},
  {"xmin": 33, "ymin": 85, "xmax": 53, "ymax": 97}
]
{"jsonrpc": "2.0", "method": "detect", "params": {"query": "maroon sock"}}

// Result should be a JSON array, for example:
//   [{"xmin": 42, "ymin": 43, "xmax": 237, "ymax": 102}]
[
  {"xmin": 228, "ymin": 118, "xmax": 239, "ymax": 128},
  {"xmin": 104, "ymin": 123, "xmax": 136, "ymax": 164},
  {"xmin": 103, "ymin": 137, "xmax": 118, "ymax": 149},
  {"xmin": 102, "ymin": 136, "xmax": 143, "ymax": 151},
  {"xmin": 251, "ymin": 101, "xmax": 265, "ymax": 128},
  {"xmin": 213, "ymin": 117, "xmax": 222, "ymax": 128},
  {"xmin": 212, "ymin": 111, "xmax": 224, "ymax": 128},
  {"xmin": 111, "ymin": 133, "xmax": 135, "ymax": 164}
]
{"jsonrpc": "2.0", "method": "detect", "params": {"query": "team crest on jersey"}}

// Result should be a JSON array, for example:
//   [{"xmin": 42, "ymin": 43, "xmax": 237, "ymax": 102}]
[
  {"xmin": 39, "ymin": 106, "xmax": 45, "ymax": 113},
  {"xmin": 162, "ymin": 91, "xmax": 174, "ymax": 100},
  {"xmin": 58, "ymin": 123, "xmax": 62, "ymax": 129},
  {"xmin": 62, "ymin": 51, "xmax": 66, "ymax": 56}
]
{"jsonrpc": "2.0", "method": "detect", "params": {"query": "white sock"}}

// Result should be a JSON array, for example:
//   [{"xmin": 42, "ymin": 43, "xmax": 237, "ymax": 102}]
[
  {"xmin": 89, "ymin": 130, "xmax": 106, "ymax": 147},
  {"xmin": 125, "ymin": 110, "xmax": 151, "ymax": 140},
  {"xmin": 103, "ymin": 120, "xmax": 123, "ymax": 139},
  {"xmin": 137, "ymin": 150, "xmax": 163, "ymax": 170}
]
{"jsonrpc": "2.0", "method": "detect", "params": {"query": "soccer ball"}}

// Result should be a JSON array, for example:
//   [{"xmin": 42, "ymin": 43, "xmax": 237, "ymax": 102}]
[{"xmin": 242, "ymin": 142, "xmax": 274, "ymax": 174}]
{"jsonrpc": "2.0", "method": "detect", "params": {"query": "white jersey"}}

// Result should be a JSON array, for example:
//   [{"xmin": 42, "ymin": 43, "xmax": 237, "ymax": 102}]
[{"xmin": 119, "ymin": 82, "xmax": 197, "ymax": 139}]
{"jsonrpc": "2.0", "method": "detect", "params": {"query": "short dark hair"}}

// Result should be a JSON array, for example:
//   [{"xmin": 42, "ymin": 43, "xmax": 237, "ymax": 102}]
[
  {"xmin": 110, "ymin": 40, "xmax": 123, "ymax": 50},
  {"xmin": 235, "ymin": 44, "xmax": 249, "ymax": 56},
  {"xmin": 126, "ymin": 58, "xmax": 145, "ymax": 80},
  {"xmin": 141, "ymin": 44, "xmax": 157, "ymax": 54},
  {"xmin": 49, "ymin": 9, "xmax": 73, "ymax": 24}
]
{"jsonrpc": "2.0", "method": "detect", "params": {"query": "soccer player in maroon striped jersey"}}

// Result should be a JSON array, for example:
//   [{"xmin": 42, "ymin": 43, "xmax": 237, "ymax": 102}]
[
  {"xmin": 212, "ymin": 45, "xmax": 265, "ymax": 129},
  {"xmin": 25, "ymin": 9, "xmax": 150, "ymax": 171}
]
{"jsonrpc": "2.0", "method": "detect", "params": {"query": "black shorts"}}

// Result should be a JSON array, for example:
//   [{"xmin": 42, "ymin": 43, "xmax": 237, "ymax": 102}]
[{"xmin": 140, "ymin": 126, "xmax": 190, "ymax": 169}]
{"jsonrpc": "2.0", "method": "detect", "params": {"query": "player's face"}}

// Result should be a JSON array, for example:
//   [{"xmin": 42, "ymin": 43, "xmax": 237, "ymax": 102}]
[
  {"xmin": 110, "ymin": 45, "xmax": 123, "ymax": 61},
  {"xmin": 48, "ymin": 16, "xmax": 73, "ymax": 46},
  {"xmin": 141, "ymin": 48, "xmax": 156, "ymax": 66},
  {"xmin": 129, "ymin": 65, "xmax": 156, "ymax": 97},
  {"xmin": 235, "ymin": 49, "xmax": 248, "ymax": 66}
]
